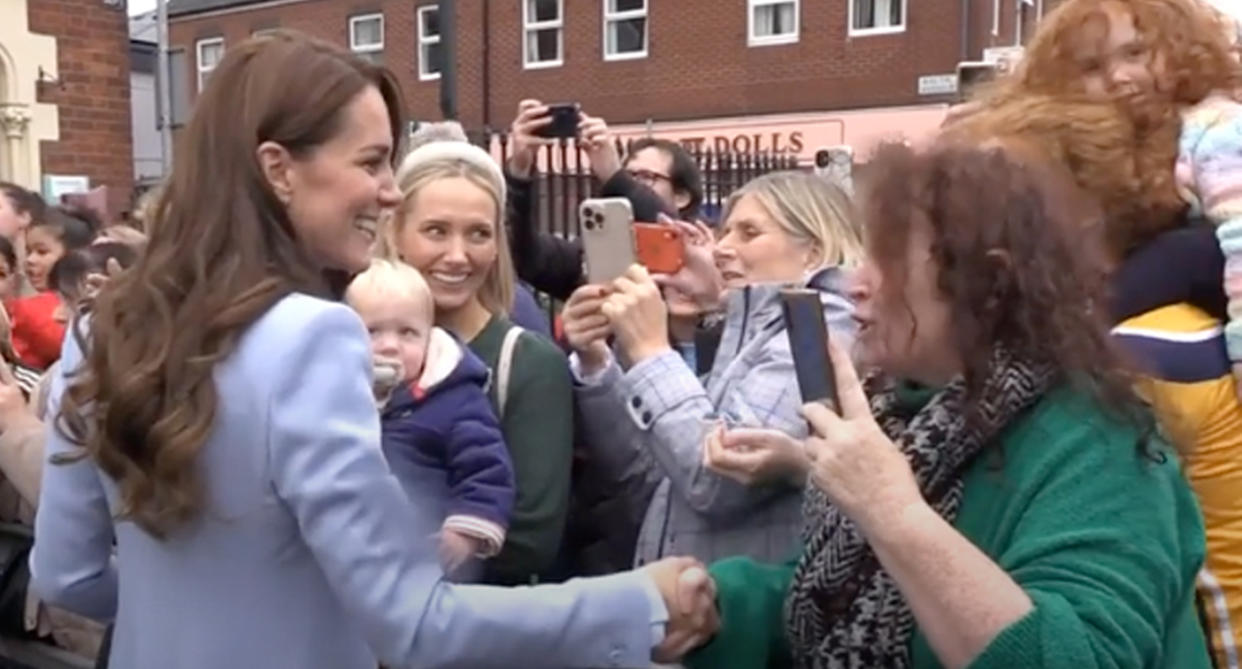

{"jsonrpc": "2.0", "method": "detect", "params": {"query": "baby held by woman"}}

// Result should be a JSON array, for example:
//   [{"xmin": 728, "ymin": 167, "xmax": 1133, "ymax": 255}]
[{"xmin": 346, "ymin": 260, "xmax": 515, "ymax": 581}]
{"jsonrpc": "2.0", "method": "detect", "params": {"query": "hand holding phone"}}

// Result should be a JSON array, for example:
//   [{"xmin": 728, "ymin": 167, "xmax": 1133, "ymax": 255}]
[
  {"xmin": 633, "ymin": 222, "xmax": 686, "ymax": 275},
  {"xmin": 580, "ymin": 198, "xmax": 637, "ymax": 284},
  {"xmin": 781, "ymin": 289, "xmax": 837, "ymax": 411},
  {"xmin": 534, "ymin": 103, "xmax": 582, "ymax": 139}
]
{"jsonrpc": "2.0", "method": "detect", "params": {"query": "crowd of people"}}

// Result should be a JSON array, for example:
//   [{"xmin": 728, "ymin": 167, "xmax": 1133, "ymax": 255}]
[{"xmin": 0, "ymin": 0, "xmax": 1237, "ymax": 667}]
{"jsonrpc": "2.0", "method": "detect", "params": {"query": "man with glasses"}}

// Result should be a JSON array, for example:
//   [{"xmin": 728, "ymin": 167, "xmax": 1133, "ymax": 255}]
[{"xmin": 606, "ymin": 137, "xmax": 703, "ymax": 223}]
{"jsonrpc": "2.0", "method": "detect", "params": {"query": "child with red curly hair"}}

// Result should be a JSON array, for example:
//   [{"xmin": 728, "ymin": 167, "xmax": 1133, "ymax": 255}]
[
  {"xmin": 957, "ymin": 4, "xmax": 1242, "ymax": 666},
  {"xmin": 973, "ymin": 0, "xmax": 1242, "ymax": 385}
]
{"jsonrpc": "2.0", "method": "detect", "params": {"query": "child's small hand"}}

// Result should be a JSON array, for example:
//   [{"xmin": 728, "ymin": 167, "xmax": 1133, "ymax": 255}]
[
  {"xmin": 1233, "ymin": 363, "xmax": 1242, "ymax": 404},
  {"xmin": 437, "ymin": 528, "xmax": 482, "ymax": 577}
]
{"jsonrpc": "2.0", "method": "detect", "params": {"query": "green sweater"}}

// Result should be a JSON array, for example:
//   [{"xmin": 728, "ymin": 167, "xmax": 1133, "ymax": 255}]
[
  {"xmin": 469, "ymin": 315, "xmax": 574, "ymax": 585},
  {"xmin": 688, "ymin": 386, "xmax": 1211, "ymax": 669}
]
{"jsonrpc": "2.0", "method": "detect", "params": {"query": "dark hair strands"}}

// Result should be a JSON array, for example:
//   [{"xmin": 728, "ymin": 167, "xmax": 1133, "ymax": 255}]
[
  {"xmin": 0, "ymin": 182, "xmax": 49, "ymax": 227},
  {"xmin": 628, "ymin": 137, "xmax": 703, "ymax": 218},
  {"xmin": 0, "ymin": 237, "xmax": 16, "ymax": 276},
  {"xmin": 53, "ymin": 30, "xmax": 407, "ymax": 538},
  {"xmin": 49, "ymin": 242, "xmax": 139, "ymax": 301},
  {"xmin": 864, "ymin": 142, "xmax": 1157, "ymax": 456},
  {"xmin": 37, "ymin": 205, "xmax": 100, "ymax": 252}
]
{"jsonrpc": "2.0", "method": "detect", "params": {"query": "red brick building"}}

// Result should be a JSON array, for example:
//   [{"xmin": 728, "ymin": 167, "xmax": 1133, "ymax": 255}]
[
  {"xmin": 167, "ymin": 0, "xmax": 1054, "ymax": 161},
  {"xmin": 2, "ymin": 0, "xmax": 134, "ymax": 218}
]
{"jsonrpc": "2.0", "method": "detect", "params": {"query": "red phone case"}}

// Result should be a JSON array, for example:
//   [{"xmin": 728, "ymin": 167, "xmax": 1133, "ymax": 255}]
[{"xmin": 633, "ymin": 223, "xmax": 685, "ymax": 275}]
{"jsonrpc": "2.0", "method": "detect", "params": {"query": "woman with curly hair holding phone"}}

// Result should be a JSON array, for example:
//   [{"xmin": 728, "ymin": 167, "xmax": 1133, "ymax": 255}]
[{"xmin": 679, "ymin": 141, "xmax": 1210, "ymax": 669}]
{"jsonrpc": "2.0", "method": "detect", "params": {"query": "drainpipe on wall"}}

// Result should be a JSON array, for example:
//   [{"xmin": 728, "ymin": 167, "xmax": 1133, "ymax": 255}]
[
  {"xmin": 157, "ymin": 0, "xmax": 172, "ymax": 172},
  {"xmin": 439, "ymin": 0, "xmax": 458, "ymax": 120},
  {"xmin": 1015, "ymin": 0, "xmax": 1024, "ymax": 46},
  {"xmin": 481, "ymin": 1, "xmax": 491, "ymax": 133},
  {"xmin": 960, "ymin": 0, "xmax": 971, "ymax": 61}
]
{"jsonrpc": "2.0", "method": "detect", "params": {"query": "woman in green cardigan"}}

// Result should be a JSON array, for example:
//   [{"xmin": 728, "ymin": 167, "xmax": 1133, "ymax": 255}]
[{"xmin": 684, "ymin": 141, "xmax": 1211, "ymax": 668}]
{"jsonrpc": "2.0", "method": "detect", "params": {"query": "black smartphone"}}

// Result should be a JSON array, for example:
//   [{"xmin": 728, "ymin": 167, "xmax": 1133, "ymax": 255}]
[
  {"xmin": 536, "ymin": 103, "xmax": 582, "ymax": 139},
  {"xmin": 781, "ymin": 289, "xmax": 837, "ymax": 410}
]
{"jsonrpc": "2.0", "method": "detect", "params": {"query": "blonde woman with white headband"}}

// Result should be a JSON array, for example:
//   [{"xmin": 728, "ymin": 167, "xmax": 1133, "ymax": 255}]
[{"xmin": 386, "ymin": 141, "xmax": 573, "ymax": 586}]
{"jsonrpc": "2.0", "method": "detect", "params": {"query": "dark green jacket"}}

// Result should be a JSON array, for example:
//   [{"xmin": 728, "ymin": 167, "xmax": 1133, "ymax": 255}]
[
  {"xmin": 689, "ymin": 386, "xmax": 1211, "ymax": 669},
  {"xmin": 469, "ymin": 315, "xmax": 573, "ymax": 585}
]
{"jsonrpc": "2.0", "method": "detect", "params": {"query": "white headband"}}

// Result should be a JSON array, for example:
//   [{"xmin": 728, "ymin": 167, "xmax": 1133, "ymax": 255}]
[{"xmin": 395, "ymin": 140, "xmax": 506, "ymax": 204}]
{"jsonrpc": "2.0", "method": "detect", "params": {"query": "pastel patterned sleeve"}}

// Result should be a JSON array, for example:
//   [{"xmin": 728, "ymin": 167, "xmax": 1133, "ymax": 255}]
[{"xmin": 1184, "ymin": 100, "xmax": 1242, "ymax": 361}]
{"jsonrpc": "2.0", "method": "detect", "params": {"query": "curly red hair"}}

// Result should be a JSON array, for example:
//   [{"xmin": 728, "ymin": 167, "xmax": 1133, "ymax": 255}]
[
  {"xmin": 943, "ymin": 94, "xmax": 1182, "ymax": 257},
  {"xmin": 1007, "ymin": 0, "xmax": 1241, "ymax": 107},
  {"xmin": 960, "ymin": 0, "xmax": 1242, "ymax": 255}
]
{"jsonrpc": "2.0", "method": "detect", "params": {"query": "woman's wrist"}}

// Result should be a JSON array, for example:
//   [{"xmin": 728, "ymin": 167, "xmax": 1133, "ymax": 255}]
[
  {"xmin": 577, "ymin": 342, "xmax": 611, "ymax": 376},
  {"xmin": 626, "ymin": 343, "xmax": 674, "ymax": 367},
  {"xmin": 507, "ymin": 151, "xmax": 535, "ymax": 179},
  {"xmin": 784, "ymin": 448, "xmax": 812, "ymax": 488},
  {"xmin": 858, "ymin": 496, "xmax": 937, "ymax": 549}
]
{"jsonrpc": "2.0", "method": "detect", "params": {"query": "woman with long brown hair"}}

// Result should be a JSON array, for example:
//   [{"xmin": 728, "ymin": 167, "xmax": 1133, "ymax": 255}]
[
  {"xmin": 678, "ymin": 141, "xmax": 1210, "ymax": 668},
  {"xmin": 27, "ymin": 31, "xmax": 717, "ymax": 669}
]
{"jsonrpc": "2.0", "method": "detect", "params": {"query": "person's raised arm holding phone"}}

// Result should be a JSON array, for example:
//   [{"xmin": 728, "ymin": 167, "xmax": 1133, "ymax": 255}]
[{"xmin": 503, "ymin": 99, "xmax": 589, "ymax": 300}]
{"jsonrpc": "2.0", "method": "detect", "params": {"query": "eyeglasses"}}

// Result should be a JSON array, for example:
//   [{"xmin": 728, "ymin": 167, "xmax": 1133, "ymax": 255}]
[{"xmin": 627, "ymin": 169, "xmax": 673, "ymax": 186}]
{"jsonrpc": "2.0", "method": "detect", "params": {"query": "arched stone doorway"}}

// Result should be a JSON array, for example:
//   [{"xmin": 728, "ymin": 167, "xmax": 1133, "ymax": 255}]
[
  {"xmin": 0, "ymin": 1, "xmax": 60, "ymax": 192},
  {"xmin": 0, "ymin": 43, "xmax": 21, "ymax": 183}
]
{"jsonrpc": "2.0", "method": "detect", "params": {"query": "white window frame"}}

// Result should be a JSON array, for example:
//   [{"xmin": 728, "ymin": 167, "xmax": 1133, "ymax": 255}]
[
  {"xmin": 349, "ymin": 13, "xmax": 384, "ymax": 57},
  {"xmin": 603, "ymin": 0, "xmax": 648, "ymax": 61},
  {"xmin": 417, "ymin": 5, "xmax": 441, "ymax": 81},
  {"xmin": 748, "ymin": 0, "xmax": 799, "ymax": 47},
  {"xmin": 195, "ymin": 37, "xmax": 223, "ymax": 92},
  {"xmin": 523, "ymin": 0, "xmax": 564, "ymax": 69},
  {"xmin": 847, "ymin": 0, "xmax": 907, "ymax": 37}
]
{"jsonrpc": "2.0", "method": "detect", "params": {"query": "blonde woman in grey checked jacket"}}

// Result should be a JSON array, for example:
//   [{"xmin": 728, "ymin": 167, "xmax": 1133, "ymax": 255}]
[{"xmin": 562, "ymin": 171, "xmax": 863, "ymax": 567}]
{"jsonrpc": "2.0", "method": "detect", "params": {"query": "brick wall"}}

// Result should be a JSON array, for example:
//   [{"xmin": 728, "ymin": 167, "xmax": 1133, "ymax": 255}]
[
  {"xmin": 170, "ymin": 0, "xmax": 1057, "ymax": 135},
  {"xmin": 474, "ymin": 0, "xmax": 966, "ymax": 130},
  {"xmin": 28, "ymin": 0, "xmax": 135, "ymax": 219}
]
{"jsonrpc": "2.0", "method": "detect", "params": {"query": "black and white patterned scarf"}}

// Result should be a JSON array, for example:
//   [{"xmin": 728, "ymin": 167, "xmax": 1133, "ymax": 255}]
[{"xmin": 784, "ymin": 347, "xmax": 1055, "ymax": 668}]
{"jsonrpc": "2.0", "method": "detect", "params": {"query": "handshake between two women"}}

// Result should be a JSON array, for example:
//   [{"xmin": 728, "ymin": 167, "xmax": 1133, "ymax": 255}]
[{"xmin": 643, "ymin": 556, "xmax": 721, "ymax": 663}]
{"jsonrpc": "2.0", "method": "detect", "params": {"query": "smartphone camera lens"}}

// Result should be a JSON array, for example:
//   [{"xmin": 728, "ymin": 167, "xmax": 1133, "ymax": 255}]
[{"xmin": 584, "ymin": 208, "xmax": 603, "ymax": 231}]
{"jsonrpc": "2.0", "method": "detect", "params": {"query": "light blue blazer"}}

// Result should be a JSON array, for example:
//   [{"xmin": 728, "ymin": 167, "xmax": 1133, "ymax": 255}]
[{"xmin": 30, "ymin": 294, "xmax": 665, "ymax": 669}]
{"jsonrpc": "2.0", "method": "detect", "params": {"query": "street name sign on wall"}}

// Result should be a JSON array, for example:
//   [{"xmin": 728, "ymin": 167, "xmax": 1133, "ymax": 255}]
[
  {"xmin": 917, "ymin": 74, "xmax": 959, "ymax": 96},
  {"xmin": 41, "ymin": 175, "xmax": 89, "ymax": 202}
]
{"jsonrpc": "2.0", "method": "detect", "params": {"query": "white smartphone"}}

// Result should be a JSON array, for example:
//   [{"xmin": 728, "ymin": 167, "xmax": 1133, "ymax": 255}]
[{"xmin": 579, "ymin": 197, "xmax": 637, "ymax": 285}]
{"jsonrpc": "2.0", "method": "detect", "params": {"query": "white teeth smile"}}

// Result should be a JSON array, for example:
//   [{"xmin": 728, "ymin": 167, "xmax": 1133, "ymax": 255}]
[
  {"xmin": 431, "ymin": 272, "xmax": 469, "ymax": 285},
  {"xmin": 355, "ymin": 219, "xmax": 377, "ymax": 241}
]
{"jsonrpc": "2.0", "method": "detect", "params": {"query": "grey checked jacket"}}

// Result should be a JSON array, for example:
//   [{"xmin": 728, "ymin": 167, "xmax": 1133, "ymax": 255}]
[{"xmin": 574, "ymin": 267, "xmax": 856, "ymax": 567}]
